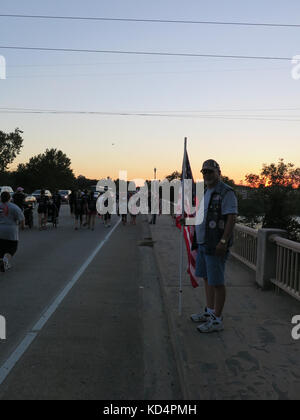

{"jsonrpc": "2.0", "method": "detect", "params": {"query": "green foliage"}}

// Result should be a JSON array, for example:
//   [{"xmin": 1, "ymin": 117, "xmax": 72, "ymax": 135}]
[
  {"xmin": 237, "ymin": 196, "xmax": 264, "ymax": 228},
  {"xmin": 0, "ymin": 170, "xmax": 16, "ymax": 187},
  {"xmin": 75, "ymin": 175, "xmax": 98, "ymax": 191},
  {"xmin": 244, "ymin": 159, "xmax": 300, "ymax": 241},
  {"xmin": 165, "ymin": 171, "xmax": 181, "ymax": 182},
  {"xmin": 15, "ymin": 148, "xmax": 76, "ymax": 192},
  {"xmin": 221, "ymin": 175, "xmax": 236, "ymax": 188},
  {"xmin": 245, "ymin": 158, "xmax": 300, "ymax": 189},
  {"xmin": 0, "ymin": 129, "xmax": 23, "ymax": 172},
  {"xmin": 285, "ymin": 218, "xmax": 300, "ymax": 242}
]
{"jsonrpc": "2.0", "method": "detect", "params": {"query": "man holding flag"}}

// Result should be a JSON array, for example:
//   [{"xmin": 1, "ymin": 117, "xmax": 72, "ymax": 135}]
[{"xmin": 191, "ymin": 159, "xmax": 238, "ymax": 333}]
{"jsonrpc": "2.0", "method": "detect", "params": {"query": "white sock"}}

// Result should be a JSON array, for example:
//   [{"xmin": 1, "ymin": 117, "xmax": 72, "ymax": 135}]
[
  {"xmin": 207, "ymin": 308, "xmax": 215, "ymax": 315},
  {"xmin": 3, "ymin": 256, "xmax": 10, "ymax": 268}
]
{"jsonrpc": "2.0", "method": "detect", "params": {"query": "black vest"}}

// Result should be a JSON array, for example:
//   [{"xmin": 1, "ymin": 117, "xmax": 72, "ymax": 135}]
[{"xmin": 204, "ymin": 182, "xmax": 236, "ymax": 255}]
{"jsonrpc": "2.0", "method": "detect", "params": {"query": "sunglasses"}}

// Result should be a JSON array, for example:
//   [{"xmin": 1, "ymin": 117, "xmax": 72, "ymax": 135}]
[{"xmin": 201, "ymin": 169, "xmax": 215, "ymax": 175}]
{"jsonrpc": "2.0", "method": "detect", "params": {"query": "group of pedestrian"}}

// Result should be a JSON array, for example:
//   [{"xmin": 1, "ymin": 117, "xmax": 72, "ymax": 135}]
[
  {"xmin": 121, "ymin": 212, "xmax": 137, "ymax": 226},
  {"xmin": 0, "ymin": 158, "xmax": 238, "ymax": 337},
  {"xmin": 69, "ymin": 190, "xmax": 99, "ymax": 230},
  {"xmin": 67, "ymin": 189, "xmax": 140, "ymax": 230},
  {"xmin": 117, "ymin": 192, "xmax": 139, "ymax": 226},
  {"xmin": 37, "ymin": 190, "xmax": 62, "ymax": 230},
  {"xmin": 0, "ymin": 187, "xmax": 109, "ymax": 272}
]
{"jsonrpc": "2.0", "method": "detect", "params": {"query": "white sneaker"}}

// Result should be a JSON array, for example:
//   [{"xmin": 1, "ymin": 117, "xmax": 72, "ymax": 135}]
[
  {"xmin": 3, "ymin": 256, "xmax": 11, "ymax": 270},
  {"xmin": 197, "ymin": 316, "xmax": 224, "ymax": 333},
  {"xmin": 190, "ymin": 308, "xmax": 213, "ymax": 323}
]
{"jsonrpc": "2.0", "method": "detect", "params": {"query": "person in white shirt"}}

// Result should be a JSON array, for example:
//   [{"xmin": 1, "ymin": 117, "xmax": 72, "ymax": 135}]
[{"xmin": 0, "ymin": 191, "xmax": 25, "ymax": 272}]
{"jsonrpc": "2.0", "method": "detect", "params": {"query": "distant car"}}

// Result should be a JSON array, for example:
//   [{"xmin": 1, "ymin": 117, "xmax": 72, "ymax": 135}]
[
  {"xmin": 31, "ymin": 189, "xmax": 52, "ymax": 202},
  {"xmin": 58, "ymin": 190, "xmax": 71, "ymax": 203},
  {"xmin": 0, "ymin": 186, "xmax": 14, "ymax": 197}
]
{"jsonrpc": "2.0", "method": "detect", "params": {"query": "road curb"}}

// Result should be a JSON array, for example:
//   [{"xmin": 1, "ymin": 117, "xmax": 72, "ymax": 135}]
[{"xmin": 145, "ymin": 216, "xmax": 190, "ymax": 400}]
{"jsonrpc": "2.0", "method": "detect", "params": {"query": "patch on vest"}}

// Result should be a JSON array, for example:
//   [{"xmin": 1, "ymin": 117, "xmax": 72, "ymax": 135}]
[
  {"xmin": 209, "ymin": 220, "xmax": 217, "ymax": 229},
  {"xmin": 212, "ymin": 194, "xmax": 221, "ymax": 201},
  {"xmin": 219, "ymin": 220, "xmax": 225, "ymax": 229}
]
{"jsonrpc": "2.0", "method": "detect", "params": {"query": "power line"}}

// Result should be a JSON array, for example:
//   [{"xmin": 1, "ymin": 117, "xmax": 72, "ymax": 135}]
[
  {"xmin": 6, "ymin": 59, "xmax": 214, "ymax": 68},
  {"xmin": 2, "ymin": 106, "xmax": 300, "ymax": 113},
  {"xmin": 5, "ymin": 67, "xmax": 289, "ymax": 79},
  {"xmin": 0, "ymin": 45, "xmax": 292, "ymax": 61},
  {"xmin": 129, "ymin": 107, "xmax": 300, "ymax": 113},
  {"xmin": 0, "ymin": 107, "xmax": 299, "ymax": 122},
  {"xmin": 6, "ymin": 62, "xmax": 288, "ymax": 71},
  {"xmin": 1, "ymin": 106, "xmax": 300, "ymax": 113},
  {"xmin": 0, "ymin": 14, "xmax": 299, "ymax": 28}
]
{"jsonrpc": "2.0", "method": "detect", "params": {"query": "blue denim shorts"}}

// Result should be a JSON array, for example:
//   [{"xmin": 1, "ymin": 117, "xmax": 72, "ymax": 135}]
[{"xmin": 195, "ymin": 244, "xmax": 229, "ymax": 286}]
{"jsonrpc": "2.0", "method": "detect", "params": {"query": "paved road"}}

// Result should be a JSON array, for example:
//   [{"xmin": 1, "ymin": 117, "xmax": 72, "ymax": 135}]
[{"xmin": 0, "ymin": 207, "xmax": 181, "ymax": 400}]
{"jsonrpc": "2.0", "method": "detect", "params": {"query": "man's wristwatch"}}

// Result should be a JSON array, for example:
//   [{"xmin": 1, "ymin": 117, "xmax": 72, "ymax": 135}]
[{"xmin": 220, "ymin": 239, "xmax": 227, "ymax": 245}]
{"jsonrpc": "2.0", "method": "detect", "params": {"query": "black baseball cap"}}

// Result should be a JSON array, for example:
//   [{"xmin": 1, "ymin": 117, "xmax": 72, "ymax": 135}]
[{"xmin": 201, "ymin": 159, "xmax": 221, "ymax": 173}]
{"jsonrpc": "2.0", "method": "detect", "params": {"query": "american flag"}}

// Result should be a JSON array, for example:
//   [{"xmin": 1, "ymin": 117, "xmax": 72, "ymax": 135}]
[{"xmin": 176, "ymin": 150, "xmax": 199, "ymax": 289}]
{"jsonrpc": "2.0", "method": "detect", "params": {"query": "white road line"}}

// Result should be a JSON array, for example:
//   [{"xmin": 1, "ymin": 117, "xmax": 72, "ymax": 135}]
[{"xmin": 0, "ymin": 218, "xmax": 121, "ymax": 386}]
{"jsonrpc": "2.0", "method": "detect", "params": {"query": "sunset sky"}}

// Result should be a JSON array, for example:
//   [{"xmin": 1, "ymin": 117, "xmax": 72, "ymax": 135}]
[{"xmin": 0, "ymin": 0, "xmax": 300, "ymax": 184}]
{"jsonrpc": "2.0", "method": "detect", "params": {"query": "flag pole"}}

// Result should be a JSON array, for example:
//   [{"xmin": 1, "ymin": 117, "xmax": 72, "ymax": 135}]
[{"xmin": 179, "ymin": 137, "xmax": 187, "ymax": 316}]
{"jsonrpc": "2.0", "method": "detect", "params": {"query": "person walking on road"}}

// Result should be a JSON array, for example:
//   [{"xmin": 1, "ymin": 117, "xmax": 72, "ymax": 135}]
[
  {"xmin": 69, "ymin": 190, "xmax": 76, "ymax": 215},
  {"xmin": 12, "ymin": 187, "xmax": 26, "ymax": 211},
  {"xmin": 103, "ymin": 187, "xmax": 112, "ymax": 228},
  {"xmin": 0, "ymin": 191, "xmax": 25, "ymax": 272},
  {"xmin": 81, "ymin": 190, "xmax": 89, "ymax": 227},
  {"xmin": 191, "ymin": 159, "xmax": 238, "ymax": 333},
  {"xmin": 118, "ymin": 192, "xmax": 128, "ymax": 226},
  {"xmin": 148, "ymin": 189, "xmax": 161, "ymax": 225},
  {"xmin": 52, "ymin": 190, "xmax": 62, "ymax": 217},
  {"xmin": 87, "ymin": 191, "xmax": 97, "ymax": 231},
  {"xmin": 74, "ymin": 191, "xmax": 84, "ymax": 230},
  {"xmin": 128, "ymin": 192, "xmax": 137, "ymax": 225},
  {"xmin": 38, "ymin": 189, "xmax": 49, "ymax": 230}
]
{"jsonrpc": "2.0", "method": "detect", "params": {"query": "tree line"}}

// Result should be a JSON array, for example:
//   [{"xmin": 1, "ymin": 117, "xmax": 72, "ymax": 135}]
[
  {"xmin": 0, "ymin": 129, "xmax": 98, "ymax": 192},
  {"xmin": 1, "ymin": 128, "xmax": 299, "ymax": 240},
  {"xmin": 165, "ymin": 160, "xmax": 300, "ymax": 242}
]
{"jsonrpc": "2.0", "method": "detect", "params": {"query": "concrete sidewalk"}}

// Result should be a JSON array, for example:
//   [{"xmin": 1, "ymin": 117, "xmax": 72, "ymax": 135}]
[{"xmin": 150, "ymin": 215, "xmax": 300, "ymax": 400}]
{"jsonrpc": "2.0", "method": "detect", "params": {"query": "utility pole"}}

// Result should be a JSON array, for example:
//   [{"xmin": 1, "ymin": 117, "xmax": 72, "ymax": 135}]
[{"xmin": 154, "ymin": 168, "xmax": 157, "ymax": 180}]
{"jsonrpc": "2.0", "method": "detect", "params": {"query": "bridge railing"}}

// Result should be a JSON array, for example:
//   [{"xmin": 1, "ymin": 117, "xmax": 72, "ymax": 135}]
[
  {"xmin": 269, "ymin": 235, "xmax": 300, "ymax": 302},
  {"xmin": 168, "ymin": 210, "xmax": 300, "ymax": 301},
  {"xmin": 231, "ymin": 224, "xmax": 258, "ymax": 271},
  {"xmin": 230, "ymin": 224, "xmax": 300, "ymax": 301}
]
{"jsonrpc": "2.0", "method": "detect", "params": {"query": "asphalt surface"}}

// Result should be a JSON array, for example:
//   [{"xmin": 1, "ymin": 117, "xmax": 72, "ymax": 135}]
[{"xmin": 0, "ymin": 206, "xmax": 181, "ymax": 400}]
